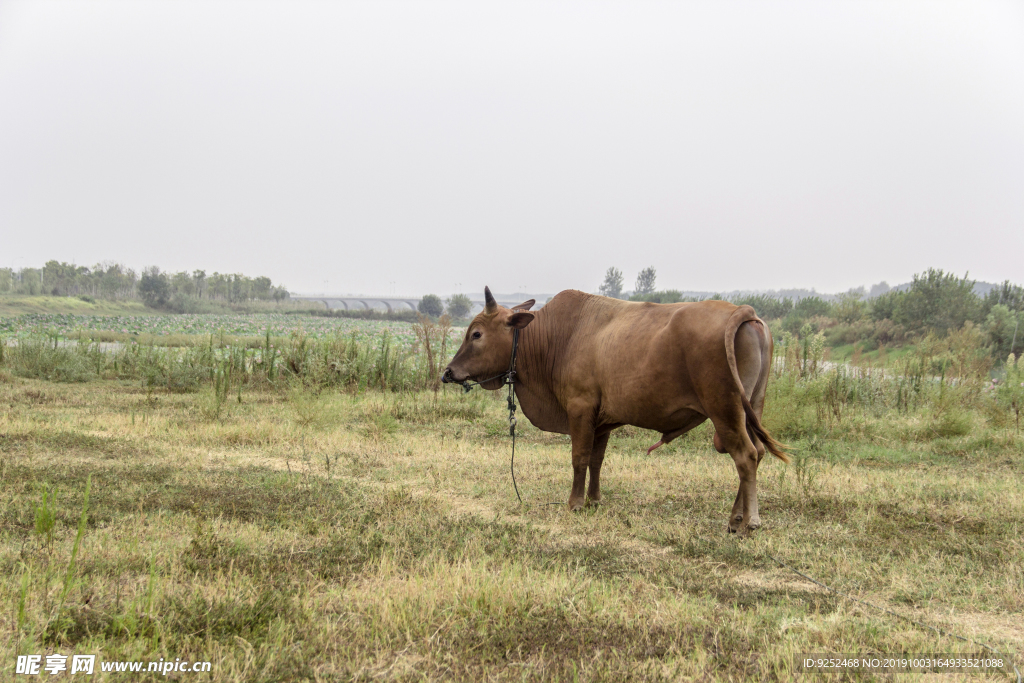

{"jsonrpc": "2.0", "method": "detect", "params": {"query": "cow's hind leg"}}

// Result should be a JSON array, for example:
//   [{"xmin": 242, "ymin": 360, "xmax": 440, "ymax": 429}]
[
  {"xmin": 586, "ymin": 432, "xmax": 611, "ymax": 504},
  {"xmin": 715, "ymin": 413, "xmax": 762, "ymax": 535},
  {"xmin": 723, "ymin": 320, "xmax": 770, "ymax": 533}
]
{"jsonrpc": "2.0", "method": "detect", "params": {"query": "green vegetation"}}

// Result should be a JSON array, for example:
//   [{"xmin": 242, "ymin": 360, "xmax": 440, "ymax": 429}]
[
  {"xmin": 445, "ymin": 293, "xmax": 473, "ymax": 320},
  {"xmin": 731, "ymin": 270, "xmax": 1024, "ymax": 364},
  {"xmin": 2, "ymin": 269, "xmax": 1023, "ymax": 679},
  {"xmin": 418, "ymin": 294, "xmax": 444, "ymax": 317},
  {"xmin": 4, "ymin": 360, "xmax": 1019, "ymax": 679},
  {"xmin": 634, "ymin": 265, "xmax": 657, "ymax": 296},
  {"xmin": 599, "ymin": 266, "xmax": 624, "ymax": 299},
  {"xmin": 602, "ymin": 267, "xmax": 1023, "ymax": 364},
  {"xmin": 0, "ymin": 295, "xmax": 152, "ymax": 318},
  {"xmin": 1, "ymin": 345, "xmax": 1021, "ymax": 679},
  {"xmin": 0, "ymin": 326, "xmax": 455, "ymax": 393}
]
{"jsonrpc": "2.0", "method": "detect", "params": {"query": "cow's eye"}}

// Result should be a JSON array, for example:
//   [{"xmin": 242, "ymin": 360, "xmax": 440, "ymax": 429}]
[{"xmin": 472, "ymin": 331, "xmax": 482, "ymax": 340}]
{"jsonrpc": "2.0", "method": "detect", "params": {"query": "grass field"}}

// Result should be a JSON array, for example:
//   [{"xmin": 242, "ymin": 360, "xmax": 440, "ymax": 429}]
[
  {"xmin": 2, "ymin": 375, "xmax": 1021, "ymax": 681},
  {"xmin": 0, "ymin": 296, "xmax": 153, "ymax": 318}
]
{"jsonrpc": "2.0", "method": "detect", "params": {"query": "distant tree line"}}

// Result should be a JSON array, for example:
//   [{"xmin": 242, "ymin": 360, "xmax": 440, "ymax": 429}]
[
  {"xmin": 418, "ymin": 293, "xmax": 472, "ymax": 320},
  {"xmin": 598, "ymin": 266, "xmax": 1024, "ymax": 360},
  {"xmin": 0, "ymin": 261, "xmax": 290, "ymax": 308}
]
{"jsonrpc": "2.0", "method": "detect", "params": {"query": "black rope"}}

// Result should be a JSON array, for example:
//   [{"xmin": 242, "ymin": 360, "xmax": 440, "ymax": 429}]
[
  {"xmin": 507, "ymin": 328, "xmax": 522, "ymax": 503},
  {"xmin": 764, "ymin": 552, "xmax": 1021, "ymax": 682},
  {"xmin": 458, "ymin": 328, "xmax": 526, "ymax": 503},
  {"xmin": 508, "ymin": 375, "xmax": 521, "ymax": 504},
  {"xmin": 459, "ymin": 371, "xmax": 507, "ymax": 393}
]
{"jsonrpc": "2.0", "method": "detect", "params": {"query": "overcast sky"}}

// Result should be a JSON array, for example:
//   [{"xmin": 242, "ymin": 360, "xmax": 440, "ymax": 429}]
[{"xmin": 1, "ymin": 1, "xmax": 1022, "ymax": 296}]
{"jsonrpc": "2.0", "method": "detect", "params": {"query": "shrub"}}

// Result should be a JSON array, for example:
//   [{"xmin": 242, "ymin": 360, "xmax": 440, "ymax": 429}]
[
  {"xmin": 629, "ymin": 290, "xmax": 684, "ymax": 304},
  {"xmin": 824, "ymin": 320, "xmax": 875, "ymax": 347},
  {"xmin": 833, "ymin": 292, "xmax": 868, "ymax": 324},
  {"xmin": 870, "ymin": 318, "xmax": 906, "ymax": 346},
  {"xmin": 732, "ymin": 294, "xmax": 793, "ymax": 320},
  {"xmin": 1, "ymin": 337, "xmax": 103, "ymax": 382},
  {"xmin": 793, "ymin": 296, "xmax": 832, "ymax": 319},
  {"xmin": 870, "ymin": 290, "xmax": 902, "ymax": 322}
]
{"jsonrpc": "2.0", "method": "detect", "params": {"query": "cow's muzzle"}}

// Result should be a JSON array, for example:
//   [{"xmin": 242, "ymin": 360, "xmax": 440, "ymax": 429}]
[{"xmin": 441, "ymin": 367, "xmax": 456, "ymax": 384}]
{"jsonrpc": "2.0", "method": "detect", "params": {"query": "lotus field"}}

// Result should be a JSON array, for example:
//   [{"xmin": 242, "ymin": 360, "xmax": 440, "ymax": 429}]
[{"xmin": 0, "ymin": 313, "xmax": 428, "ymax": 346}]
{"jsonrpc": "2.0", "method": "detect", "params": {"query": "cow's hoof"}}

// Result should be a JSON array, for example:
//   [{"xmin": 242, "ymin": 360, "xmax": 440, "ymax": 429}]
[
  {"xmin": 586, "ymin": 493, "xmax": 602, "ymax": 505},
  {"xmin": 728, "ymin": 520, "xmax": 760, "ymax": 535},
  {"xmin": 568, "ymin": 498, "xmax": 586, "ymax": 512}
]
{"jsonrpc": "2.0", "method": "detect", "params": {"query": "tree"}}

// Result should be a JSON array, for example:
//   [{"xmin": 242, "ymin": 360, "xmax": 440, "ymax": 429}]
[
  {"xmin": 894, "ymin": 268, "xmax": 978, "ymax": 334},
  {"xmin": 792, "ymin": 296, "xmax": 833, "ymax": 319},
  {"xmin": 833, "ymin": 292, "xmax": 868, "ymax": 324},
  {"xmin": 599, "ymin": 267, "xmax": 624, "ymax": 298},
  {"xmin": 635, "ymin": 266, "xmax": 656, "ymax": 296},
  {"xmin": 870, "ymin": 290, "xmax": 902, "ymax": 321},
  {"xmin": 171, "ymin": 271, "xmax": 195, "ymax": 298},
  {"xmin": 981, "ymin": 281, "xmax": 1024, "ymax": 318},
  {"xmin": 418, "ymin": 294, "xmax": 444, "ymax": 317},
  {"xmin": 985, "ymin": 305, "xmax": 1023, "ymax": 360},
  {"xmin": 446, "ymin": 293, "xmax": 472, "ymax": 319},
  {"xmin": 138, "ymin": 266, "xmax": 171, "ymax": 308},
  {"xmin": 192, "ymin": 270, "xmax": 207, "ymax": 298}
]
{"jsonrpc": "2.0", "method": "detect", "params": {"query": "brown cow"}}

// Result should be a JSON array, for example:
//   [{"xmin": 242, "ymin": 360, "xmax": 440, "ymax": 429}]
[{"xmin": 442, "ymin": 287, "xmax": 789, "ymax": 534}]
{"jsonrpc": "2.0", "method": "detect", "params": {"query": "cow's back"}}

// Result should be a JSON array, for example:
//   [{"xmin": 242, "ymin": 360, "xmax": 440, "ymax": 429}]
[{"xmin": 549, "ymin": 294, "xmax": 740, "ymax": 430}]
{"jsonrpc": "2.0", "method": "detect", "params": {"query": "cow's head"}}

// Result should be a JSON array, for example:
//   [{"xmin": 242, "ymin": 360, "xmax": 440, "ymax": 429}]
[{"xmin": 442, "ymin": 286, "xmax": 535, "ymax": 389}]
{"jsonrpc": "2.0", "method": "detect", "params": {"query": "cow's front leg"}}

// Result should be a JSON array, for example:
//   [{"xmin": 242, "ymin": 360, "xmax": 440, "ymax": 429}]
[
  {"xmin": 587, "ymin": 432, "xmax": 611, "ymax": 504},
  {"xmin": 567, "ymin": 412, "xmax": 596, "ymax": 511}
]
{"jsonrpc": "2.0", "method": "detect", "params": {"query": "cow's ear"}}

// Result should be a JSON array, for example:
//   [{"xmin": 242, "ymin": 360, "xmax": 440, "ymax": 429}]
[
  {"xmin": 512, "ymin": 299, "xmax": 535, "ymax": 311},
  {"xmin": 507, "ymin": 311, "xmax": 535, "ymax": 329}
]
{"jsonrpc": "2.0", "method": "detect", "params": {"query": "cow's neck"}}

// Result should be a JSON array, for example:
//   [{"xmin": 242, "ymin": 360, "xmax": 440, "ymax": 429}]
[{"xmin": 510, "ymin": 292, "xmax": 587, "ymax": 434}]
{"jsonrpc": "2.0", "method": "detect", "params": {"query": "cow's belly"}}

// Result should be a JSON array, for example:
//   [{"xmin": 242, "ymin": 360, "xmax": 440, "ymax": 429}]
[
  {"xmin": 600, "ymin": 389, "xmax": 706, "ymax": 433},
  {"xmin": 633, "ymin": 407, "xmax": 705, "ymax": 434}
]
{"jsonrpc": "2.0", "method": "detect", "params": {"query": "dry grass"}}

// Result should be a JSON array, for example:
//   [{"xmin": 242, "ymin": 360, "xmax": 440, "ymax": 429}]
[
  {"xmin": 1, "ymin": 379, "xmax": 1022, "ymax": 681},
  {"xmin": 0, "ymin": 295, "xmax": 152, "ymax": 317}
]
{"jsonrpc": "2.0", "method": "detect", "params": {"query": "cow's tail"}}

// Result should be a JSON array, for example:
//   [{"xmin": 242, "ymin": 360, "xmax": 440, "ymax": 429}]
[{"xmin": 724, "ymin": 306, "xmax": 791, "ymax": 464}]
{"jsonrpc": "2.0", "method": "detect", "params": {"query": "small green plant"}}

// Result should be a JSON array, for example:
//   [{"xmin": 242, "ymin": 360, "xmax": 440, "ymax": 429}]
[
  {"xmin": 17, "ymin": 563, "xmax": 30, "ymax": 629},
  {"xmin": 34, "ymin": 486, "xmax": 57, "ymax": 548},
  {"xmin": 46, "ymin": 475, "xmax": 91, "ymax": 637},
  {"xmin": 58, "ymin": 475, "xmax": 91, "ymax": 607},
  {"xmin": 198, "ymin": 363, "xmax": 231, "ymax": 421},
  {"xmin": 289, "ymin": 381, "xmax": 330, "ymax": 428},
  {"xmin": 998, "ymin": 353, "xmax": 1024, "ymax": 432},
  {"xmin": 790, "ymin": 451, "xmax": 822, "ymax": 502}
]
